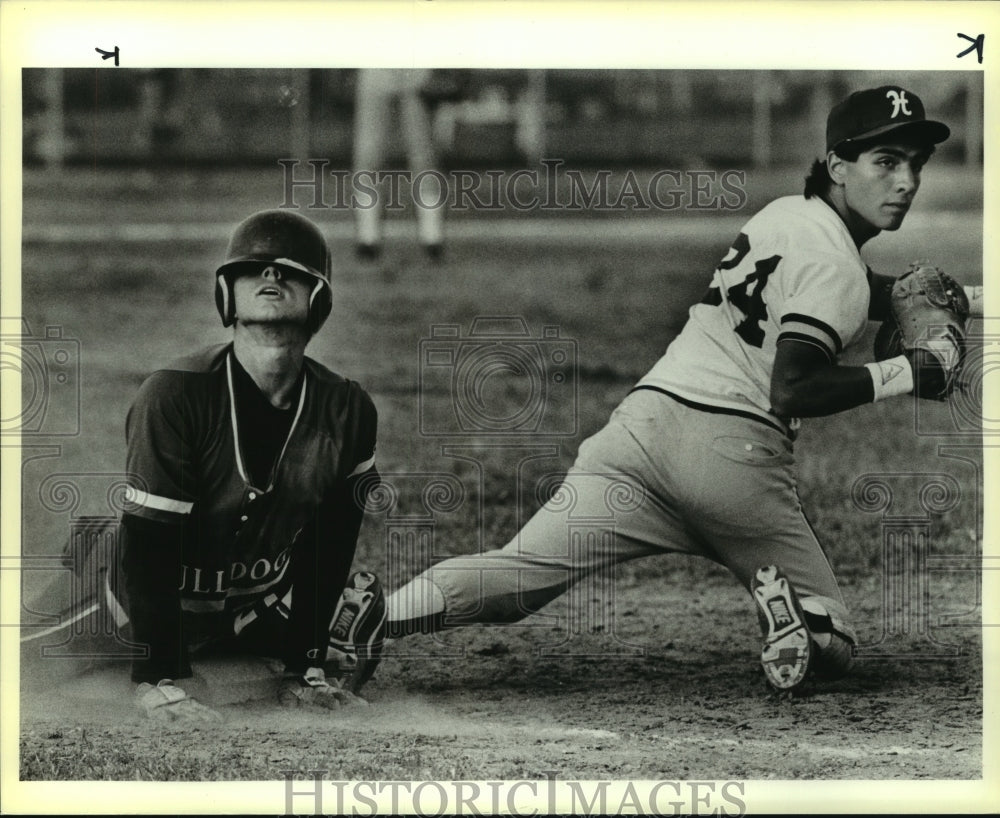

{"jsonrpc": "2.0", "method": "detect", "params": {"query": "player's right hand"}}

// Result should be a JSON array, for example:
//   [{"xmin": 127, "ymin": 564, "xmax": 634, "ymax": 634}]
[
  {"xmin": 277, "ymin": 667, "xmax": 368, "ymax": 710},
  {"xmin": 136, "ymin": 679, "xmax": 223, "ymax": 724}
]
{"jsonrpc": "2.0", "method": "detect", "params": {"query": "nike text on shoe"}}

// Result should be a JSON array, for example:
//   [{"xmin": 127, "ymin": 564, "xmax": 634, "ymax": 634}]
[
  {"xmin": 327, "ymin": 571, "xmax": 386, "ymax": 694},
  {"xmin": 752, "ymin": 565, "xmax": 811, "ymax": 692}
]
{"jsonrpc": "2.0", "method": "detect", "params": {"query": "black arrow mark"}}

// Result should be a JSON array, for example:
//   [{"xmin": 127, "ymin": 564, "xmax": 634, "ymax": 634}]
[
  {"xmin": 95, "ymin": 46, "xmax": 119, "ymax": 66},
  {"xmin": 956, "ymin": 33, "xmax": 984, "ymax": 64}
]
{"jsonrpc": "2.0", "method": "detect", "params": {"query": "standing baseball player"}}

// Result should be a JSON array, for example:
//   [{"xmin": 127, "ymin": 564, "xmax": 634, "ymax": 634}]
[
  {"xmin": 352, "ymin": 68, "xmax": 446, "ymax": 261},
  {"xmin": 22, "ymin": 210, "xmax": 387, "ymax": 722},
  {"xmin": 386, "ymin": 86, "xmax": 982, "ymax": 692}
]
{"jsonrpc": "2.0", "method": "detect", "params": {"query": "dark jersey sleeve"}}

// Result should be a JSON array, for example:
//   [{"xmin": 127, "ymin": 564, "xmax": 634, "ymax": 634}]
[
  {"xmin": 121, "ymin": 515, "xmax": 190, "ymax": 683},
  {"xmin": 121, "ymin": 371, "xmax": 196, "ymax": 683},
  {"xmin": 282, "ymin": 387, "xmax": 379, "ymax": 674}
]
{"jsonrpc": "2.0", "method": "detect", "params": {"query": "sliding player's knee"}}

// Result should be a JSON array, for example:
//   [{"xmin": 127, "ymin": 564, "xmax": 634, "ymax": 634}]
[
  {"xmin": 800, "ymin": 597, "xmax": 856, "ymax": 680},
  {"xmin": 810, "ymin": 631, "xmax": 855, "ymax": 680}
]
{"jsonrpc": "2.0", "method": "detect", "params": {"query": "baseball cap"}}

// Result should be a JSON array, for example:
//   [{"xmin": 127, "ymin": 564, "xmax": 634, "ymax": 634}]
[{"xmin": 826, "ymin": 85, "xmax": 950, "ymax": 152}]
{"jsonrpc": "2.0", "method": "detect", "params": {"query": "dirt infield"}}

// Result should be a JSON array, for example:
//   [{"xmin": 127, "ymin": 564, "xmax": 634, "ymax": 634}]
[
  {"xmin": 20, "ymin": 566, "xmax": 982, "ymax": 783},
  {"xmin": 11, "ymin": 167, "xmax": 988, "ymax": 807}
]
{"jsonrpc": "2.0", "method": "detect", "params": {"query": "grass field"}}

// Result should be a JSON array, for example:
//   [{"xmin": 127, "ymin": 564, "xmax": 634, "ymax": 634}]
[{"xmin": 11, "ymin": 165, "xmax": 987, "ymax": 796}]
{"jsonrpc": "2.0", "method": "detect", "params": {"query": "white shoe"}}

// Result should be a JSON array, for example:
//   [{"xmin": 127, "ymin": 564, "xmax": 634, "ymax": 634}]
[{"xmin": 752, "ymin": 565, "xmax": 811, "ymax": 692}]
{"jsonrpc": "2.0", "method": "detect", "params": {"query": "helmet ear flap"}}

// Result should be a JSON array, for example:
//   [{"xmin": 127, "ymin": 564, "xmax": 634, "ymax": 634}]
[
  {"xmin": 216, "ymin": 273, "xmax": 235, "ymax": 327},
  {"xmin": 308, "ymin": 279, "xmax": 333, "ymax": 334}
]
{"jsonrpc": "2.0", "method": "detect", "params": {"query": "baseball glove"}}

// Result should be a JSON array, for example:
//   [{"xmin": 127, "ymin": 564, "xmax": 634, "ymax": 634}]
[{"xmin": 874, "ymin": 263, "xmax": 970, "ymax": 400}]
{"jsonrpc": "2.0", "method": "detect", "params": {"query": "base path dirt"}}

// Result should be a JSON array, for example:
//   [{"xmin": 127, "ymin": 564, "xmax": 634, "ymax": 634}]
[{"xmin": 20, "ymin": 571, "xmax": 982, "ymax": 783}]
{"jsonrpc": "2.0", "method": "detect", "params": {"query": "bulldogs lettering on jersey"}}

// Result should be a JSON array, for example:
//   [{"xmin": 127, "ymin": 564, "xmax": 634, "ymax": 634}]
[
  {"xmin": 636, "ymin": 195, "xmax": 869, "ymax": 432},
  {"xmin": 122, "ymin": 344, "xmax": 377, "ymax": 639}
]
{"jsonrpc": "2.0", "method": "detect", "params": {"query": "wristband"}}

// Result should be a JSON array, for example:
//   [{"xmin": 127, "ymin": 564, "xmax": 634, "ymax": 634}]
[
  {"xmin": 964, "ymin": 285, "xmax": 983, "ymax": 318},
  {"xmin": 865, "ymin": 355, "xmax": 914, "ymax": 402}
]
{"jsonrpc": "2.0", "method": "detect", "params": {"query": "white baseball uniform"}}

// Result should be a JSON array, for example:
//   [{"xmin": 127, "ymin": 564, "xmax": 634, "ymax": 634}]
[{"xmin": 391, "ymin": 194, "xmax": 870, "ymax": 647}]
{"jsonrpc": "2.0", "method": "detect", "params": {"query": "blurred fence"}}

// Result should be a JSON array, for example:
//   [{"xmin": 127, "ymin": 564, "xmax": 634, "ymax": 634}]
[{"xmin": 23, "ymin": 69, "xmax": 981, "ymax": 170}]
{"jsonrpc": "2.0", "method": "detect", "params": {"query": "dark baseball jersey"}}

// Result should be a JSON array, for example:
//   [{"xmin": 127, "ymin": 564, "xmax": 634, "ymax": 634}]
[
  {"xmin": 636, "ymin": 195, "xmax": 870, "ymax": 434},
  {"xmin": 121, "ymin": 343, "xmax": 377, "ymax": 681}
]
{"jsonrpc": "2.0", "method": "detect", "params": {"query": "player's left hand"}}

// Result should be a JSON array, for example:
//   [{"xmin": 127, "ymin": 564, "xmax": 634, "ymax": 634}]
[
  {"xmin": 874, "ymin": 263, "xmax": 970, "ymax": 401},
  {"xmin": 277, "ymin": 667, "xmax": 369, "ymax": 710},
  {"xmin": 136, "ymin": 679, "xmax": 224, "ymax": 724}
]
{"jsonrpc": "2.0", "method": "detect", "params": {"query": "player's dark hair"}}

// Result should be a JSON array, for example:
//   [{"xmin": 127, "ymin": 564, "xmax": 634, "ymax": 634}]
[
  {"xmin": 803, "ymin": 159, "xmax": 832, "ymax": 200},
  {"xmin": 803, "ymin": 142, "xmax": 863, "ymax": 199},
  {"xmin": 803, "ymin": 141, "xmax": 936, "ymax": 199}
]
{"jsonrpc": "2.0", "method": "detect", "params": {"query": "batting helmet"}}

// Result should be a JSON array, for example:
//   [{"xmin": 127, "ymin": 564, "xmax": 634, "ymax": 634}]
[{"xmin": 215, "ymin": 209, "xmax": 333, "ymax": 333}]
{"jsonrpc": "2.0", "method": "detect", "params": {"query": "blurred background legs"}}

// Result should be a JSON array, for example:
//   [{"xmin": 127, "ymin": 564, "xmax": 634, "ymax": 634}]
[{"xmin": 352, "ymin": 69, "xmax": 444, "ymax": 262}]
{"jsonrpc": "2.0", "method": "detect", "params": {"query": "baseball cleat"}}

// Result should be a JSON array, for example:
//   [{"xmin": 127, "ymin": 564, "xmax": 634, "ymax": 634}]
[
  {"xmin": 752, "ymin": 565, "xmax": 811, "ymax": 692},
  {"xmin": 327, "ymin": 571, "xmax": 386, "ymax": 694}
]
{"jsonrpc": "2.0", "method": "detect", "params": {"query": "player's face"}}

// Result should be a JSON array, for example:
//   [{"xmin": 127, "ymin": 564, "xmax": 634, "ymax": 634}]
[
  {"xmin": 232, "ymin": 265, "xmax": 312, "ymax": 326},
  {"xmin": 838, "ymin": 143, "xmax": 930, "ymax": 233}
]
